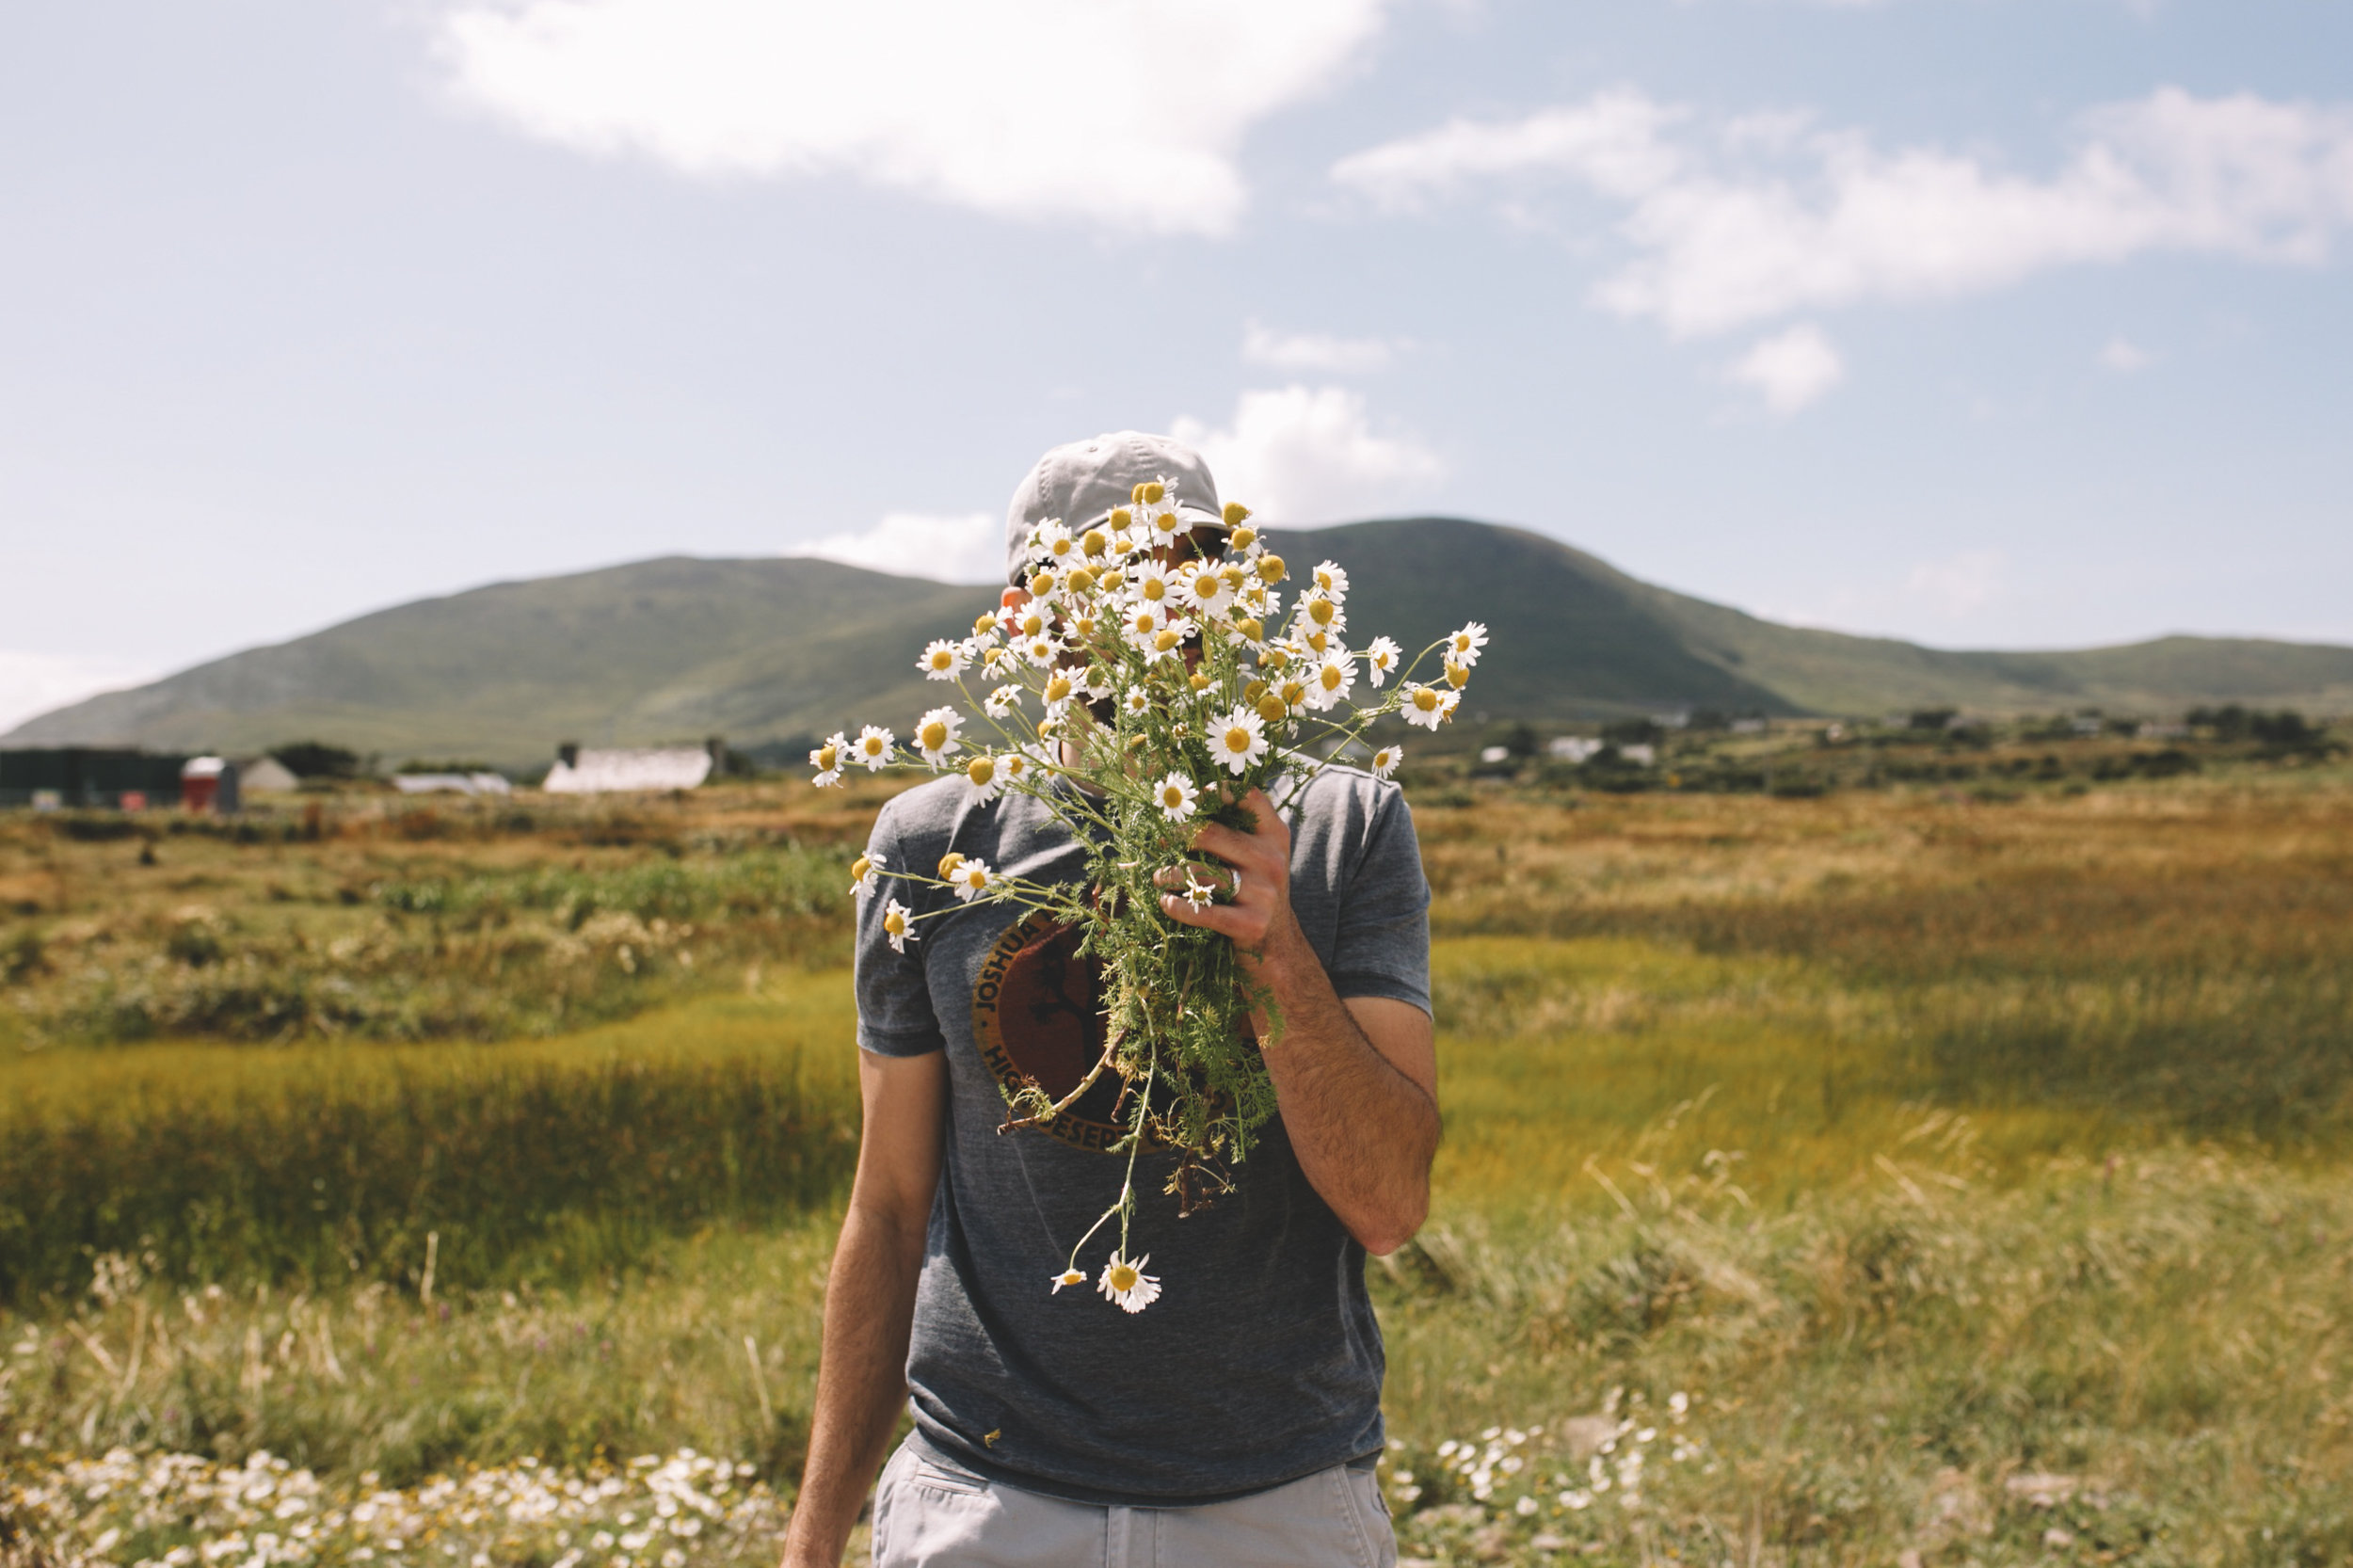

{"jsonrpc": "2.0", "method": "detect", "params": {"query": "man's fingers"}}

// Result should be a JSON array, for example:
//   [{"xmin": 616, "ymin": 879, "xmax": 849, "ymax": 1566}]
[
  {"xmin": 1159, "ymin": 892, "xmax": 1258, "ymax": 939},
  {"xmin": 1188, "ymin": 822, "xmax": 1279, "ymax": 875}
]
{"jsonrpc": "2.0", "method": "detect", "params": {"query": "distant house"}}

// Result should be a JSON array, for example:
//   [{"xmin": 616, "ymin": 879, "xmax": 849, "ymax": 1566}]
[
  {"xmin": 393, "ymin": 772, "xmax": 513, "ymax": 797},
  {"xmin": 542, "ymin": 744, "xmax": 715, "ymax": 794},
  {"xmin": 181, "ymin": 757, "xmax": 240, "ymax": 814},
  {"xmin": 238, "ymin": 757, "xmax": 301, "ymax": 794},
  {"xmin": 1547, "ymin": 737, "xmax": 1604, "ymax": 763}
]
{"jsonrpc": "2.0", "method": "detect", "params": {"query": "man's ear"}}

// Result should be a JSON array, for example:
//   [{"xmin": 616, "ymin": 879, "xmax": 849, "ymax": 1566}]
[{"xmin": 1002, "ymin": 587, "xmax": 1032, "ymax": 611}]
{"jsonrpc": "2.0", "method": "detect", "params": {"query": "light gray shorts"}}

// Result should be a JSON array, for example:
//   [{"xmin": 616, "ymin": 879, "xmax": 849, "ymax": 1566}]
[{"xmin": 870, "ymin": 1437, "xmax": 1399, "ymax": 1568}]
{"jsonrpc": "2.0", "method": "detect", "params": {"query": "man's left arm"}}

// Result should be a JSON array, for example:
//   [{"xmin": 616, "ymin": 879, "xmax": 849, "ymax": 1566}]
[{"xmin": 1159, "ymin": 788, "xmax": 1437, "ymax": 1256}]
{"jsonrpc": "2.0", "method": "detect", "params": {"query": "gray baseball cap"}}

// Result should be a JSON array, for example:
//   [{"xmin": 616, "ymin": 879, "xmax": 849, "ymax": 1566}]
[{"xmin": 1004, "ymin": 430, "xmax": 1228, "ymax": 586}]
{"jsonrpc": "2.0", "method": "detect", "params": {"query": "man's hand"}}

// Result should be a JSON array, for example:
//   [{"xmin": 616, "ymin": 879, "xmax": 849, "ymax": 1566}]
[
  {"xmin": 779, "ymin": 1050, "xmax": 946, "ymax": 1568},
  {"xmin": 1157, "ymin": 788, "xmax": 1437, "ymax": 1255}
]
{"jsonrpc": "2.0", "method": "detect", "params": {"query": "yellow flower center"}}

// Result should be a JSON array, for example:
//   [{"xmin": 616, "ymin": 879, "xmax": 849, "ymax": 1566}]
[
  {"xmin": 967, "ymin": 757, "xmax": 996, "ymax": 787},
  {"xmin": 851, "ymin": 856, "xmax": 872, "ymax": 881},
  {"xmin": 1161, "ymin": 786, "xmax": 1184, "ymax": 808},
  {"xmin": 1280, "ymin": 680, "xmax": 1306, "ymax": 708},
  {"xmin": 1189, "ymin": 672, "xmax": 1211, "ymax": 691},
  {"xmin": 861, "ymin": 737, "xmax": 885, "ymax": 757},
  {"xmin": 1046, "ymin": 675, "xmax": 1072, "ymax": 702},
  {"xmin": 929, "ymin": 648, "xmax": 954, "ymax": 670},
  {"xmin": 884, "ymin": 909, "xmax": 906, "ymax": 936},
  {"xmin": 1307, "ymin": 599, "xmax": 1337, "ymax": 627},
  {"xmin": 1446, "ymin": 661, "xmax": 1470, "ymax": 690},
  {"xmin": 1225, "ymin": 726, "xmax": 1253, "ymax": 754},
  {"xmin": 1320, "ymin": 665, "xmax": 1343, "ymax": 691},
  {"xmin": 1257, "ymin": 554, "xmax": 1286, "ymax": 583},
  {"xmin": 1141, "ymin": 578, "xmax": 1165, "ymax": 601},
  {"xmin": 920, "ymin": 721, "xmax": 949, "ymax": 751},
  {"xmin": 1414, "ymin": 689, "xmax": 1438, "ymax": 712},
  {"xmin": 1030, "ymin": 571, "xmax": 1057, "ymax": 597},
  {"xmin": 1082, "ymin": 528, "xmax": 1109, "ymax": 556},
  {"xmin": 1257, "ymin": 695, "xmax": 1288, "ymax": 725},
  {"xmin": 1226, "ymin": 520, "xmax": 1255, "ymax": 545},
  {"xmin": 1108, "ymin": 507, "xmax": 1132, "ymax": 529},
  {"xmin": 1155, "ymin": 631, "xmax": 1181, "ymax": 653},
  {"xmin": 973, "ymin": 613, "xmax": 998, "ymax": 635},
  {"xmin": 1107, "ymin": 1263, "xmax": 1140, "ymax": 1291},
  {"xmin": 816, "ymin": 744, "xmax": 839, "ymax": 771},
  {"xmin": 1021, "ymin": 613, "xmax": 1046, "ymax": 637},
  {"xmin": 937, "ymin": 853, "xmax": 965, "ymax": 878},
  {"xmin": 1141, "ymin": 481, "xmax": 1164, "ymax": 504},
  {"xmin": 1237, "ymin": 617, "xmax": 1264, "ymax": 642}
]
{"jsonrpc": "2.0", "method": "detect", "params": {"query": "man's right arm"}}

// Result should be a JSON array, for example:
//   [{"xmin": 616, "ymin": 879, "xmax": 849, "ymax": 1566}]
[{"xmin": 779, "ymin": 1048, "xmax": 948, "ymax": 1568}]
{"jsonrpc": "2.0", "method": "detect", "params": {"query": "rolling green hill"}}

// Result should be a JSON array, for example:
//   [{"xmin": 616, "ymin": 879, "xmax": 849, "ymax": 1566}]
[{"xmin": 8, "ymin": 519, "xmax": 2349, "ymax": 765}]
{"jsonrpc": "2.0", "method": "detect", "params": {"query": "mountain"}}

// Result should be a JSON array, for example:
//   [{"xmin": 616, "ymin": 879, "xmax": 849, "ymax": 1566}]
[{"xmin": 9, "ymin": 519, "xmax": 2350, "ymax": 764}]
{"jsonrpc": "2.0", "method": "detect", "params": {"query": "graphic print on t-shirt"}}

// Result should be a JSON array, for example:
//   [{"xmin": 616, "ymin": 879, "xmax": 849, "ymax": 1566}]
[{"xmin": 969, "ymin": 910, "xmax": 1136, "ymax": 1152}]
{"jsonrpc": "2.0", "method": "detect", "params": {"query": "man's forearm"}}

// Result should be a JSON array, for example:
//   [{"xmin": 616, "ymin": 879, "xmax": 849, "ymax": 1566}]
[
  {"xmin": 779, "ymin": 1204, "xmax": 926, "ymax": 1568},
  {"xmin": 1254, "ymin": 926, "xmax": 1438, "ymax": 1255}
]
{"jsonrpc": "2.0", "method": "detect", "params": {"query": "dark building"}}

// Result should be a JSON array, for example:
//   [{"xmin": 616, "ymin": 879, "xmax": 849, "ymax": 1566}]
[{"xmin": 0, "ymin": 748, "xmax": 192, "ymax": 809}]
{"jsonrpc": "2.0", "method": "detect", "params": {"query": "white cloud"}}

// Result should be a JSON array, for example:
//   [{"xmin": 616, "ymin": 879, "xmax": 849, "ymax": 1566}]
[
  {"xmin": 2100, "ymin": 335, "xmax": 2156, "ymax": 372},
  {"xmin": 1241, "ymin": 319, "xmax": 1396, "ymax": 374},
  {"xmin": 1171, "ymin": 386, "xmax": 1442, "ymax": 524},
  {"xmin": 792, "ymin": 511, "xmax": 1003, "ymax": 584},
  {"xmin": 438, "ymin": 0, "xmax": 1390, "ymax": 235},
  {"xmin": 1725, "ymin": 322, "xmax": 1844, "ymax": 413},
  {"xmin": 1335, "ymin": 87, "xmax": 2353, "ymax": 336},
  {"xmin": 0, "ymin": 650, "xmax": 158, "ymax": 736}
]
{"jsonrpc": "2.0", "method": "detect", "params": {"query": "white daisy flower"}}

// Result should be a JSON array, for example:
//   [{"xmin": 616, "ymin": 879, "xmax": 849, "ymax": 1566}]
[
  {"xmin": 1029, "ymin": 520, "xmax": 1073, "ymax": 566},
  {"xmin": 1310, "ymin": 560, "xmax": 1350, "ymax": 599},
  {"xmin": 1154, "ymin": 772, "xmax": 1200, "ymax": 823},
  {"xmin": 1295, "ymin": 591, "xmax": 1346, "ymax": 636},
  {"xmin": 984, "ymin": 685, "xmax": 1023, "ymax": 719},
  {"xmin": 1050, "ymin": 1268, "xmax": 1087, "ymax": 1293},
  {"xmin": 1042, "ymin": 672, "xmax": 1078, "ymax": 713},
  {"xmin": 1181, "ymin": 870, "xmax": 1219, "ymax": 912},
  {"xmin": 1401, "ymin": 684, "xmax": 1457, "ymax": 730},
  {"xmin": 1141, "ymin": 621, "xmax": 1194, "ymax": 666},
  {"xmin": 1365, "ymin": 636, "xmax": 1402, "ymax": 687},
  {"xmin": 1307, "ymin": 655, "xmax": 1355, "ymax": 711},
  {"xmin": 1123, "ymin": 687, "xmax": 1151, "ymax": 717},
  {"xmin": 808, "ymin": 732, "xmax": 846, "ymax": 789},
  {"xmin": 1369, "ymin": 744, "xmax": 1402, "ymax": 779},
  {"xmin": 1123, "ymin": 601, "xmax": 1171, "ymax": 646},
  {"xmin": 848, "ymin": 850, "xmax": 885, "ymax": 899},
  {"xmin": 971, "ymin": 610, "xmax": 1000, "ymax": 640},
  {"xmin": 919, "ymin": 639, "xmax": 971, "ymax": 680},
  {"xmin": 1096, "ymin": 1250, "xmax": 1161, "ymax": 1313},
  {"xmin": 1271, "ymin": 676, "xmax": 1310, "ymax": 717},
  {"xmin": 853, "ymin": 726, "xmax": 894, "ymax": 770},
  {"xmin": 1081, "ymin": 667, "xmax": 1115, "ymax": 702},
  {"xmin": 1128, "ymin": 562, "xmax": 1174, "ymax": 607},
  {"xmin": 1225, "ymin": 522, "xmax": 1261, "ymax": 557},
  {"xmin": 1209, "ymin": 706, "xmax": 1272, "ymax": 775},
  {"xmin": 881, "ymin": 898, "xmax": 917, "ymax": 953},
  {"xmin": 1447, "ymin": 620, "xmax": 1490, "ymax": 667},
  {"xmin": 999, "ymin": 749, "xmax": 1035, "ymax": 787},
  {"xmin": 1176, "ymin": 563, "xmax": 1232, "ymax": 618},
  {"xmin": 1022, "ymin": 635, "xmax": 1060, "ymax": 668},
  {"xmin": 948, "ymin": 857, "xmax": 996, "ymax": 902},
  {"xmin": 964, "ymin": 754, "xmax": 1003, "ymax": 801},
  {"xmin": 914, "ymin": 707, "xmax": 965, "ymax": 764}
]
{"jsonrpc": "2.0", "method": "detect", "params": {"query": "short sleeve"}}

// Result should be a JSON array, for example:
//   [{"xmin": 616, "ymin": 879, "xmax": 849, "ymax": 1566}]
[
  {"xmin": 1325, "ymin": 785, "xmax": 1432, "ymax": 1014},
  {"xmin": 854, "ymin": 810, "xmax": 948, "ymax": 1057}
]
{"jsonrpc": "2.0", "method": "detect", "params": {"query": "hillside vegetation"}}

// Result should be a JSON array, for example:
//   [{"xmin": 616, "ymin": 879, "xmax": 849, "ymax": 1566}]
[{"xmin": 10, "ymin": 519, "xmax": 2352, "ymax": 764}]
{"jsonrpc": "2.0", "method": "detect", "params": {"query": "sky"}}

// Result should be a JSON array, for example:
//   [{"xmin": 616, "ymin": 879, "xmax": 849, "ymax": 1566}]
[{"xmin": 4, "ymin": 0, "xmax": 2351, "ymax": 732}]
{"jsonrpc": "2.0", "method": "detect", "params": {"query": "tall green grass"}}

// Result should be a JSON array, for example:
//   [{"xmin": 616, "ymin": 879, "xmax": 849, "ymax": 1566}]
[{"xmin": 0, "ymin": 986, "xmax": 861, "ymax": 1305}]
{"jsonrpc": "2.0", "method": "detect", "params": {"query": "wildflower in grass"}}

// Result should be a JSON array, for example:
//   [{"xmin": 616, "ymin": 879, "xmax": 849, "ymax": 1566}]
[
  {"xmin": 854, "ymin": 726, "xmax": 895, "ymax": 770},
  {"xmin": 809, "ymin": 732, "xmax": 847, "ymax": 789},
  {"xmin": 882, "ymin": 900, "xmax": 916, "ymax": 953},
  {"xmin": 950, "ymin": 859, "xmax": 997, "ymax": 903},
  {"xmin": 850, "ymin": 851, "xmax": 886, "ymax": 899},
  {"xmin": 1369, "ymin": 744, "xmax": 1401, "ymax": 779},
  {"xmin": 1447, "ymin": 620, "xmax": 1489, "ymax": 667},
  {"xmin": 1154, "ymin": 773, "xmax": 1200, "ymax": 823},
  {"xmin": 1097, "ymin": 1251, "xmax": 1160, "ymax": 1313},
  {"xmin": 920, "ymin": 639, "xmax": 971, "ymax": 680},
  {"xmin": 915, "ymin": 707, "xmax": 965, "ymax": 765},
  {"xmin": 1365, "ymin": 636, "xmax": 1401, "ymax": 686},
  {"xmin": 1209, "ymin": 706, "xmax": 1271, "ymax": 774}
]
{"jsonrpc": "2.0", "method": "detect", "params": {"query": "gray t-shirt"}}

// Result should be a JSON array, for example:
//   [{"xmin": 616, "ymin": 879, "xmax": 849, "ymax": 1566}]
[{"xmin": 854, "ymin": 766, "xmax": 1432, "ymax": 1506}]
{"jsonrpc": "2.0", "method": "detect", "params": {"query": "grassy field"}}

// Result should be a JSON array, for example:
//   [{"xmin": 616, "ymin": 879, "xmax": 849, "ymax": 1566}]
[{"xmin": 4, "ymin": 761, "xmax": 2351, "ymax": 1567}]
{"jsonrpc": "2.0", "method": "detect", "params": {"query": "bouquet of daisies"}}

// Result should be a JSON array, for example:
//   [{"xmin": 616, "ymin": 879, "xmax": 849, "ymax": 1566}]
[{"xmin": 810, "ymin": 482, "xmax": 1483, "ymax": 1311}]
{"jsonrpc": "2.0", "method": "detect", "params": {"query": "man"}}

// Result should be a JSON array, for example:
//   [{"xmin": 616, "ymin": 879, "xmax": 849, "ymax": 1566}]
[{"xmin": 780, "ymin": 431, "xmax": 1439, "ymax": 1568}]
